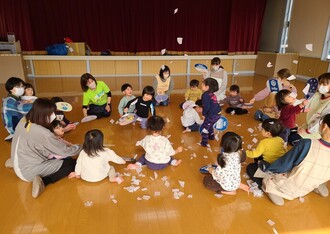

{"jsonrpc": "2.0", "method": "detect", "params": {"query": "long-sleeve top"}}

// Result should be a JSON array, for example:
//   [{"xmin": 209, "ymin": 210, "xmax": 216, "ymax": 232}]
[
  {"xmin": 254, "ymin": 84, "xmax": 297, "ymax": 101},
  {"xmin": 279, "ymin": 104, "xmax": 303, "ymax": 129},
  {"xmin": 181, "ymin": 108, "xmax": 203, "ymax": 127},
  {"xmin": 136, "ymin": 135, "xmax": 176, "ymax": 164},
  {"xmin": 82, "ymin": 81, "xmax": 111, "ymax": 107},
  {"xmin": 118, "ymin": 95, "xmax": 136, "ymax": 115},
  {"xmin": 125, "ymin": 96, "xmax": 155, "ymax": 118},
  {"xmin": 184, "ymin": 88, "xmax": 203, "ymax": 102},
  {"xmin": 220, "ymin": 94, "xmax": 244, "ymax": 108},
  {"xmin": 211, "ymin": 152, "xmax": 242, "ymax": 191},
  {"xmin": 201, "ymin": 91, "xmax": 221, "ymax": 117},
  {"xmin": 205, "ymin": 68, "xmax": 228, "ymax": 101},
  {"xmin": 12, "ymin": 118, "xmax": 82, "ymax": 182},
  {"xmin": 75, "ymin": 148, "xmax": 125, "ymax": 182},
  {"xmin": 153, "ymin": 76, "xmax": 174, "ymax": 96},
  {"xmin": 2, "ymin": 94, "xmax": 32, "ymax": 135},
  {"xmin": 246, "ymin": 137, "xmax": 286, "ymax": 163}
]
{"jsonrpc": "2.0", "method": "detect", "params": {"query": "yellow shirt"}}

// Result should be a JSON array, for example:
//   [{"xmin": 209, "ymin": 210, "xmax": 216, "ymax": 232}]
[
  {"xmin": 246, "ymin": 137, "xmax": 286, "ymax": 163},
  {"xmin": 184, "ymin": 88, "xmax": 203, "ymax": 102}
]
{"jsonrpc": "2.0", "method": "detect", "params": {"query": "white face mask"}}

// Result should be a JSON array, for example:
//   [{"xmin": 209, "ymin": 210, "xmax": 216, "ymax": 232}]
[
  {"xmin": 319, "ymin": 85, "xmax": 329, "ymax": 94},
  {"xmin": 13, "ymin": 87, "xmax": 25, "ymax": 97},
  {"xmin": 88, "ymin": 81, "xmax": 96, "ymax": 89},
  {"xmin": 212, "ymin": 65, "xmax": 220, "ymax": 71},
  {"xmin": 48, "ymin": 112, "xmax": 56, "ymax": 123}
]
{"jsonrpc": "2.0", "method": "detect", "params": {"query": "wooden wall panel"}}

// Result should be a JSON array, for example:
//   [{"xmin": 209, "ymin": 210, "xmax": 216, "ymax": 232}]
[
  {"xmin": 172, "ymin": 76, "xmax": 188, "ymax": 89},
  {"xmin": 255, "ymin": 53, "xmax": 277, "ymax": 77},
  {"xmin": 34, "ymin": 60, "xmax": 61, "ymax": 75},
  {"xmin": 99, "ymin": 77, "xmax": 117, "ymax": 91},
  {"xmin": 35, "ymin": 77, "xmax": 62, "ymax": 93},
  {"xmin": 0, "ymin": 55, "xmax": 26, "ymax": 83},
  {"xmin": 274, "ymin": 54, "xmax": 299, "ymax": 75},
  {"xmin": 60, "ymin": 61, "xmax": 86, "ymax": 75},
  {"xmin": 231, "ymin": 75, "xmax": 254, "ymax": 91},
  {"xmin": 115, "ymin": 61, "xmax": 138, "ymax": 75},
  {"xmin": 90, "ymin": 61, "xmax": 116, "ymax": 75},
  {"xmin": 142, "ymin": 60, "xmax": 187, "ymax": 75},
  {"xmin": 62, "ymin": 78, "xmax": 82, "ymax": 92},
  {"xmin": 297, "ymin": 57, "xmax": 329, "ymax": 77},
  {"xmin": 115, "ymin": 76, "xmax": 139, "ymax": 91},
  {"xmin": 141, "ymin": 76, "xmax": 154, "ymax": 88},
  {"xmin": 234, "ymin": 59, "xmax": 256, "ymax": 71}
]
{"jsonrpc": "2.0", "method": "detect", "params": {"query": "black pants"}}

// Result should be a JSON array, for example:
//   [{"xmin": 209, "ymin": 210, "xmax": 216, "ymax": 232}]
[
  {"xmin": 226, "ymin": 107, "xmax": 248, "ymax": 115},
  {"xmin": 42, "ymin": 158, "xmax": 76, "ymax": 186},
  {"xmin": 246, "ymin": 163, "xmax": 263, "ymax": 188},
  {"xmin": 87, "ymin": 104, "xmax": 111, "ymax": 118}
]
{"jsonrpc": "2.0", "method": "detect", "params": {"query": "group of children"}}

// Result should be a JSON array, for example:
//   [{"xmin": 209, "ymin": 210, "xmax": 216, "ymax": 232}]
[{"xmin": 3, "ymin": 58, "xmax": 330, "ymax": 202}]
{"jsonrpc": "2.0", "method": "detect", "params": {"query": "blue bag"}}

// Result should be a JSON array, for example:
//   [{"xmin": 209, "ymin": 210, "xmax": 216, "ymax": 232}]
[{"xmin": 45, "ymin": 44, "xmax": 68, "ymax": 55}]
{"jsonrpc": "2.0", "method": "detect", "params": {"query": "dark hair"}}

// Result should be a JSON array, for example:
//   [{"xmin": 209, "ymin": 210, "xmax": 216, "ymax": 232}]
[
  {"xmin": 195, "ymin": 99, "xmax": 203, "ymax": 108},
  {"xmin": 159, "ymin": 65, "xmax": 171, "ymax": 80},
  {"xmin": 230, "ymin": 84, "xmax": 240, "ymax": 93},
  {"xmin": 217, "ymin": 132, "xmax": 242, "ymax": 168},
  {"xmin": 262, "ymin": 118, "xmax": 283, "ymax": 137},
  {"xmin": 211, "ymin": 57, "xmax": 224, "ymax": 69},
  {"xmin": 5, "ymin": 77, "xmax": 25, "ymax": 93},
  {"xmin": 121, "ymin": 83, "xmax": 132, "ymax": 92},
  {"xmin": 83, "ymin": 129, "xmax": 105, "ymax": 157},
  {"xmin": 80, "ymin": 73, "xmax": 97, "ymax": 92},
  {"xmin": 321, "ymin": 113, "xmax": 330, "ymax": 128},
  {"xmin": 50, "ymin": 120, "xmax": 62, "ymax": 132},
  {"xmin": 318, "ymin": 72, "xmax": 330, "ymax": 85},
  {"xmin": 190, "ymin": 79, "xmax": 199, "ymax": 87},
  {"xmin": 203, "ymin": 78, "xmax": 219, "ymax": 93},
  {"xmin": 25, "ymin": 83, "xmax": 36, "ymax": 95},
  {"xmin": 275, "ymin": 89, "xmax": 291, "ymax": 110},
  {"xmin": 26, "ymin": 98, "xmax": 56, "ymax": 129},
  {"xmin": 277, "ymin": 68, "xmax": 291, "ymax": 79},
  {"xmin": 142, "ymin": 86, "xmax": 155, "ymax": 97},
  {"xmin": 50, "ymin": 96, "xmax": 64, "ymax": 104},
  {"xmin": 147, "ymin": 116, "xmax": 165, "ymax": 132}
]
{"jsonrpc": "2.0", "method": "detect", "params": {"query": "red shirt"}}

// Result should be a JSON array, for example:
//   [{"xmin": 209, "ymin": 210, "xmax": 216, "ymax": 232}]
[{"xmin": 279, "ymin": 104, "xmax": 303, "ymax": 129}]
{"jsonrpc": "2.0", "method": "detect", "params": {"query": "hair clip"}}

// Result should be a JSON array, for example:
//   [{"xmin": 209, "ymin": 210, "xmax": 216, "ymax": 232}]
[
  {"xmin": 269, "ymin": 121, "xmax": 274, "ymax": 125},
  {"xmin": 161, "ymin": 65, "xmax": 165, "ymax": 70}
]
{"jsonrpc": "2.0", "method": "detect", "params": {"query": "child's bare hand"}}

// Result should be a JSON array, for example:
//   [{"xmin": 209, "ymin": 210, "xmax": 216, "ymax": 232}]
[
  {"xmin": 249, "ymin": 98, "xmax": 255, "ymax": 104},
  {"xmin": 302, "ymin": 99, "xmax": 309, "ymax": 106},
  {"xmin": 176, "ymin": 146, "xmax": 183, "ymax": 153}
]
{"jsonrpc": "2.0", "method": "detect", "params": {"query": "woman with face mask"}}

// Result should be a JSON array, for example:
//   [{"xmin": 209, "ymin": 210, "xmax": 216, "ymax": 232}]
[
  {"xmin": 289, "ymin": 73, "xmax": 330, "ymax": 145},
  {"xmin": 80, "ymin": 73, "xmax": 112, "ymax": 118},
  {"xmin": 9, "ymin": 98, "xmax": 82, "ymax": 198},
  {"xmin": 202, "ymin": 57, "xmax": 228, "ymax": 101},
  {"xmin": 153, "ymin": 65, "xmax": 174, "ymax": 106},
  {"xmin": 2, "ymin": 77, "xmax": 33, "ymax": 141},
  {"xmin": 261, "ymin": 113, "xmax": 330, "ymax": 206}
]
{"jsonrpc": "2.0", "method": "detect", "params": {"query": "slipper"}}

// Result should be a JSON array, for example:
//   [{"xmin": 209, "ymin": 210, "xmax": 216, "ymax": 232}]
[{"xmin": 199, "ymin": 164, "xmax": 217, "ymax": 174}]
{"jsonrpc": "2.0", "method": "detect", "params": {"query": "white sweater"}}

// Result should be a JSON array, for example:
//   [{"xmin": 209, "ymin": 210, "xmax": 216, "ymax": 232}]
[{"xmin": 181, "ymin": 108, "xmax": 203, "ymax": 127}]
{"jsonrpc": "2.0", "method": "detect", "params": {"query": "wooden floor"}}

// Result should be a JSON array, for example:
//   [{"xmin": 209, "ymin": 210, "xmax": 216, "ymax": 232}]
[{"xmin": 1, "ymin": 76, "xmax": 330, "ymax": 234}]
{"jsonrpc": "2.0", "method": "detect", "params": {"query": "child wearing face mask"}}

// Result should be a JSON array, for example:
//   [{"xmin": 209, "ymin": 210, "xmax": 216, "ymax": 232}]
[
  {"xmin": 202, "ymin": 57, "xmax": 228, "ymax": 101},
  {"xmin": 153, "ymin": 65, "xmax": 174, "ymax": 106},
  {"xmin": 289, "ymin": 73, "xmax": 330, "ymax": 144},
  {"xmin": 2, "ymin": 77, "xmax": 33, "ymax": 140}
]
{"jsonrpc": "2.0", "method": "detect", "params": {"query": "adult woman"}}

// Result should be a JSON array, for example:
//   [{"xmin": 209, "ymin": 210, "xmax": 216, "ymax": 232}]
[
  {"xmin": 262, "ymin": 113, "xmax": 330, "ymax": 206},
  {"xmin": 80, "ymin": 73, "xmax": 112, "ymax": 118},
  {"xmin": 11, "ymin": 98, "xmax": 82, "ymax": 198}
]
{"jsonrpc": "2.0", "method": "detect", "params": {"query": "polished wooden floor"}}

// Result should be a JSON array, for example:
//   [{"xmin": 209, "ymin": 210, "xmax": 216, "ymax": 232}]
[{"xmin": 1, "ymin": 77, "xmax": 330, "ymax": 234}]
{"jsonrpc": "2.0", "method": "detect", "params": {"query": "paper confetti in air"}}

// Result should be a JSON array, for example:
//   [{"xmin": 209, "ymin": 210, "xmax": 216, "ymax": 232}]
[
  {"xmin": 154, "ymin": 191, "xmax": 161, "ymax": 196},
  {"xmin": 154, "ymin": 171, "xmax": 158, "ymax": 180},
  {"xmin": 165, "ymin": 180, "xmax": 170, "ymax": 188},
  {"xmin": 109, "ymin": 119, "xmax": 115, "ymax": 124},
  {"xmin": 293, "ymin": 60, "xmax": 299, "ymax": 64},
  {"xmin": 299, "ymin": 197, "xmax": 305, "ymax": 203},
  {"xmin": 305, "ymin": 43, "xmax": 313, "ymax": 51},
  {"xmin": 138, "ymin": 173, "xmax": 146, "ymax": 177},
  {"xmin": 84, "ymin": 201, "xmax": 93, "ymax": 207},
  {"xmin": 172, "ymin": 189, "xmax": 184, "ymax": 199},
  {"xmin": 252, "ymin": 138, "xmax": 258, "ymax": 144},
  {"xmin": 179, "ymin": 180, "xmax": 185, "ymax": 188},
  {"xmin": 174, "ymin": 8, "xmax": 178, "ymax": 14},
  {"xmin": 161, "ymin": 65, "xmax": 165, "ymax": 70},
  {"xmin": 141, "ymin": 188, "xmax": 148, "ymax": 191},
  {"xmin": 181, "ymin": 139, "xmax": 184, "ymax": 143},
  {"xmin": 161, "ymin": 48, "xmax": 166, "ymax": 55},
  {"xmin": 112, "ymin": 199, "xmax": 118, "ymax": 204},
  {"xmin": 187, "ymin": 194, "xmax": 193, "ymax": 199},
  {"xmin": 267, "ymin": 62, "xmax": 273, "ymax": 68},
  {"xmin": 177, "ymin": 37, "xmax": 183, "ymax": 45},
  {"xmin": 247, "ymin": 128, "xmax": 254, "ymax": 133},
  {"xmin": 214, "ymin": 194, "xmax": 223, "ymax": 198},
  {"xmin": 267, "ymin": 219, "xmax": 275, "ymax": 226},
  {"xmin": 115, "ymin": 121, "xmax": 119, "ymax": 124},
  {"xmin": 131, "ymin": 176, "xmax": 141, "ymax": 185},
  {"xmin": 287, "ymin": 75, "xmax": 296, "ymax": 80},
  {"xmin": 133, "ymin": 154, "xmax": 138, "ymax": 159}
]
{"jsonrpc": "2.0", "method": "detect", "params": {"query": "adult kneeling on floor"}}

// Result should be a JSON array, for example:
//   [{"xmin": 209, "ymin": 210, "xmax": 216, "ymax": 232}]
[
  {"xmin": 11, "ymin": 98, "xmax": 82, "ymax": 198},
  {"xmin": 261, "ymin": 113, "xmax": 330, "ymax": 206}
]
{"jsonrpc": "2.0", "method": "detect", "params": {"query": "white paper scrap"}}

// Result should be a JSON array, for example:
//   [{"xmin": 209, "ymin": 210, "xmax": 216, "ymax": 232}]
[
  {"xmin": 252, "ymin": 138, "xmax": 258, "ymax": 144},
  {"xmin": 247, "ymin": 144, "xmax": 253, "ymax": 150},
  {"xmin": 267, "ymin": 62, "xmax": 273, "ymax": 68},
  {"xmin": 166, "ymin": 117, "xmax": 171, "ymax": 123},
  {"xmin": 237, "ymin": 124, "xmax": 242, "ymax": 127},
  {"xmin": 136, "ymin": 166, "xmax": 142, "ymax": 174},
  {"xmin": 287, "ymin": 75, "xmax": 296, "ymax": 81},
  {"xmin": 214, "ymin": 194, "xmax": 223, "ymax": 198},
  {"xmin": 215, "ymin": 132, "xmax": 219, "ymax": 141},
  {"xmin": 230, "ymin": 110, "xmax": 235, "ymax": 115},
  {"xmin": 142, "ymin": 195, "xmax": 151, "ymax": 200},
  {"xmin": 165, "ymin": 180, "xmax": 170, "ymax": 187},
  {"xmin": 161, "ymin": 176, "xmax": 168, "ymax": 181},
  {"xmin": 207, "ymin": 148, "xmax": 212, "ymax": 152},
  {"xmin": 174, "ymin": 8, "xmax": 178, "ymax": 14},
  {"xmin": 177, "ymin": 37, "xmax": 183, "ymax": 45},
  {"xmin": 109, "ymin": 119, "xmax": 115, "ymax": 124},
  {"xmin": 248, "ymin": 128, "xmax": 254, "ymax": 133},
  {"xmin": 137, "ymin": 197, "xmax": 142, "ymax": 201},
  {"xmin": 299, "ymin": 197, "xmax": 305, "ymax": 203},
  {"xmin": 187, "ymin": 194, "xmax": 193, "ymax": 199},
  {"xmin": 154, "ymin": 171, "xmax": 158, "ymax": 180},
  {"xmin": 179, "ymin": 180, "xmax": 185, "ymax": 188},
  {"xmin": 293, "ymin": 60, "xmax": 299, "ymax": 64},
  {"xmin": 150, "ymin": 177, "xmax": 154, "ymax": 181},
  {"xmin": 305, "ymin": 44, "xmax": 313, "ymax": 51},
  {"xmin": 267, "ymin": 219, "xmax": 275, "ymax": 226},
  {"xmin": 84, "ymin": 201, "xmax": 93, "ymax": 207},
  {"xmin": 154, "ymin": 191, "xmax": 161, "ymax": 196},
  {"xmin": 112, "ymin": 199, "xmax": 118, "ymax": 204},
  {"xmin": 110, "ymin": 195, "xmax": 115, "ymax": 199},
  {"xmin": 141, "ymin": 188, "xmax": 148, "ymax": 191},
  {"xmin": 273, "ymin": 227, "xmax": 279, "ymax": 234},
  {"xmin": 203, "ymin": 155, "xmax": 208, "ymax": 159}
]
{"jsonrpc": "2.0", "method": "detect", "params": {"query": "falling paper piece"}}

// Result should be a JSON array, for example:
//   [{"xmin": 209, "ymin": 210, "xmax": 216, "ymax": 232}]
[
  {"xmin": 267, "ymin": 62, "xmax": 273, "ymax": 68},
  {"xmin": 267, "ymin": 219, "xmax": 275, "ymax": 226},
  {"xmin": 112, "ymin": 199, "xmax": 118, "ymax": 204},
  {"xmin": 280, "ymin": 44, "xmax": 288, "ymax": 48},
  {"xmin": 115, "ymin": 121, "xmax": 119, "ymax": 124},
  {"xmin": 179, "ymin": 180, "xmax": 185, "ymax": 188},
  {"xmin": 169, "ymin": 61, "xmax": 173, "ymax": 64},
  {"xmin": 161, "ymin": 65, "xmax": 165, "ymax": 70},
  {"xmin": 141, "ymin": 188, "xmax": 148, "ymax": 191},
  {"xmin": 214, "ymin": 194, "xmax": 223, "ymax": 198},
  {"xmin": 248, "ymin": 128, "xmax": 254, "ymax": 133},
  {"xmin": 154, "ymin": 191, "xmax": 161, "ymax": 196},
  {"xmin": 138, "ymin": 173, "xmax": 146, "ymax": 177},
  {"xmin": 252, "ymin": 138, "xmax": 258, "ymax": 144},
  {"xmin": 177, "ymin": 37, "xmax": 183, "ymax": 45},
  {"xmin": 287, "ymin": 75, "xmax": 296, "ymax": 80},
  {"xmin": 161, "ymin": 48, "xmax": 166, "ymax": 55},
  {"xmin": 215, "ymin": 133, "xmax": 219, "ymax": 141},
  {"xmin": 293, "ymin": 60, "xmax": 299, "ymax": 64},
  {"xmin": 133, "ymin": 154, "xmax": 138, "ymax": 159},
  {"xmin": 184, "ymin": 54, "xmax": 188, "ymax": 57},
  {"xmin": 124, "ymin": 172, "xmax": 131, "ymax": 177},
  {"xmin": 84, "ymin": 201, "xmax": 93, "ymax": 207},
  {"xmin": 305, "ymin": 44, "xmax": 313, "ymax": 51},
  {"xmin": 154, "ymin": 171, "xmax": 158, "ymax": 180},
  {"xmin": 174, "ymin": 8, "xmax": 178, "ymax": 14},
  {"xmin": 109, "ymin": 119, "xmax": 115, "ymax": 124},
  {"xmin": 299, "ymin": 197, "xmax": 305, "ymax": 203}
]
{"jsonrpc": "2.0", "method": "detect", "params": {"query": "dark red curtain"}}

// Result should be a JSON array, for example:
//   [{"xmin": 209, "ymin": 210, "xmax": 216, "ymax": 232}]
[{"xmin": 0, "ymin": 0, "xmax": 266, "ymax": 54}]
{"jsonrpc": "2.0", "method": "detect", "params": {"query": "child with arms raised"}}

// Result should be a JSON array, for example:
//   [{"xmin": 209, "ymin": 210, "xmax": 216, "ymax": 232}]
[
  {"xmin": 127, "ymin": 116, "xmax": 183, "ymax": 170},
  {"xmin": 69, "ymin": 129, "xmax": 125, "ymax": 183}
]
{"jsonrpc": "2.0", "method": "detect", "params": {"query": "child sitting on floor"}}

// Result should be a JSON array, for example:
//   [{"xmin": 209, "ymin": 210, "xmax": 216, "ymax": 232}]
[
  {"xmin": 68, "ymin": 129, "xmax": 125, "ymax": 183},
  {"xmin": 180, "ymin": 79, "xmax": 203, "ymax": 108},
  {"xmin": 127, "ymin": 116, "xmax": 183, "ymax": 170},
  {"xmin": 203, "ymin": 132, "xmax": 247, "ymax": 195},
  {"xmin": 118, "ymin": 83, "xmax": 136, "ymax": 117},
  {"xmin": 220, "ymin": 85, "xmax": 248, "ymax": 115},
  {"xmin": 48, "ymin": 120, "xmax": 73, "ymax": 159},
  {"xmin": 181, "ymin": 100, "xmax": 203, "ymax": 133},
  {"xmin": 21, "ymin": 83, "xmax": 38, "ymax": 103},
  {"xmin": 50, "ymin": 97, "xmax": 76, "ymax": 133}
]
